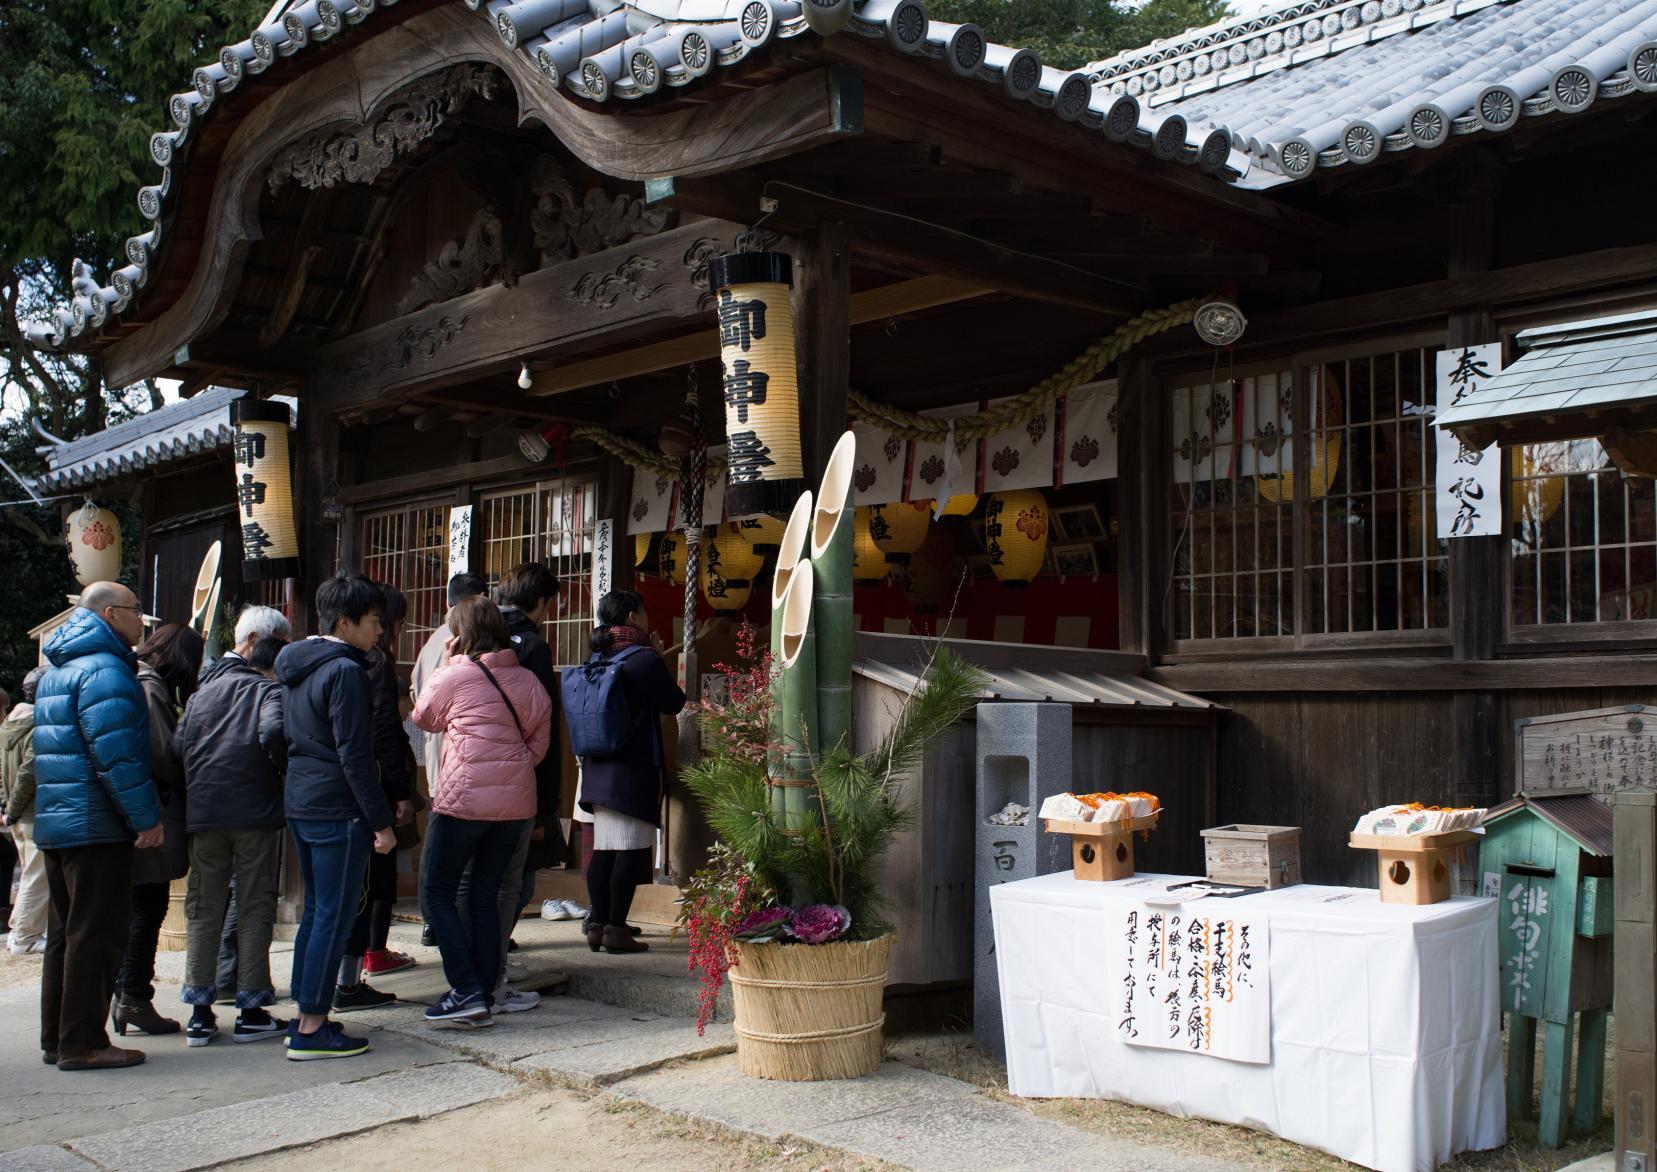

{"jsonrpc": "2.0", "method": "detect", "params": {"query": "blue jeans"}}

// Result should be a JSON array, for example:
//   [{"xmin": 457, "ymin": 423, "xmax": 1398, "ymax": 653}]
[
  {"xmin": 289, "ymin": 818, "xmax": 372, "ymax": 1016},
  {"xmin": 422, "ymin": 814, "xmax": 531, "ymax": 1002}
]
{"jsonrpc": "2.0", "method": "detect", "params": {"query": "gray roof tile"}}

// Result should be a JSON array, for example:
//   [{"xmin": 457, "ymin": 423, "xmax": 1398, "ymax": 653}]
[
  {"xmin": 1437, "ymin": 309, "xmax": 1657, "ymax": 430},
  {"xmin": 29, "ymin": 0, "xmax": 1657, "ymax": 351}
]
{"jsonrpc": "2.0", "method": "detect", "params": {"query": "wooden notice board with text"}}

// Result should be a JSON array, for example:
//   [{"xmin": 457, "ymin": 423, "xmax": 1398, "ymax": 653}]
[{"xmin": 1514, "ymin": 705, "xmax": 1657, "ymax": 803}]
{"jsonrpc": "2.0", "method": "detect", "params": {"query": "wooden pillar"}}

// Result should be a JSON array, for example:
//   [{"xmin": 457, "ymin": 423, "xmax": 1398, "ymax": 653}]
[
  {"xmin": 794, "ymin": 221, "xmax": 853, "ymax": 488},
  {"xmin": 294, "ymin": 396, "xmax": 342, "ymax": 635},
  {"xmin": 1446, "ymin": 191, "xmax": 1504, "ymax": 810},
  {"xmin": 1116, "ymin": 355, "xmax": 1160, "ymax": 658}
]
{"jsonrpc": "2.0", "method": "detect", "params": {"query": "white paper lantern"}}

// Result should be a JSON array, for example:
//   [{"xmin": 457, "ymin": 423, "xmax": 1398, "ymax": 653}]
[{"xmin": 65, "ymin": 501, "xmax": 122, "ymax": 586}]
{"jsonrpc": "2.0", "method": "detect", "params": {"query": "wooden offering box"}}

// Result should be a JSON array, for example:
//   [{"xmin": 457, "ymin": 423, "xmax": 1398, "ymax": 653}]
[
  {"xmin": 1349, "ymin": 830, "xmax": 1480, "ymax": 905},
  {"xmin": 1045, "ymin": 816, "xmax": 1159, "ymax": 882},
  {"xmin": 1201, "ymin": 824, "xmax": 1302, "ymax": 889}
]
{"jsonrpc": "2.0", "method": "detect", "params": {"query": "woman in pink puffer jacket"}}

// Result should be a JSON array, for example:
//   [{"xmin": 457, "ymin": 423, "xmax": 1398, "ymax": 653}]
[{"xmin": 411, "ymin": 596, "xmax": 552, "ymax": 1025}]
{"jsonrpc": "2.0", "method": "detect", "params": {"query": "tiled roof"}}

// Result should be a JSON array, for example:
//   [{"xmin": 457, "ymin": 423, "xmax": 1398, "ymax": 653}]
[
  {"xmin": 26, "ymin": 0, "xmax": 1657, "ymax": 353},
  {"xmin": 35, "ymin": 386, "xmax": 246, "ymax": 492},
  {"xmin": 1435, "ymin": 309, "xmax": 1657, "ymax": 433}
]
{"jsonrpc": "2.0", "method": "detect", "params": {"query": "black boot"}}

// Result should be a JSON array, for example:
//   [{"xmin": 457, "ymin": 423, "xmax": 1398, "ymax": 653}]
[{"xmin": 111, "ymin": 995, "xmax": 181, "ymax": 1036}]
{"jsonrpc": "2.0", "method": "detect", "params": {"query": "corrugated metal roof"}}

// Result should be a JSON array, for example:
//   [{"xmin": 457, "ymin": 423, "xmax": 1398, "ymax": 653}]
[
  {"xmin": 1436, "ymin": 309, "xmax": 1657, "ymax": 431},
  {"xmin": 36, "ymin": 387, "xmax": 245, "ymax": 493},
  {"xmin": 28, "ymin": 0, "xmax": 1657, "ymax": 349},
  {"xmin": 1485, "ymin": 791, "xmax": 1615, "ymax": 855},
  {"xmin": 852, "ymin": 650, "xmax": 1222, "ymax": 709}
]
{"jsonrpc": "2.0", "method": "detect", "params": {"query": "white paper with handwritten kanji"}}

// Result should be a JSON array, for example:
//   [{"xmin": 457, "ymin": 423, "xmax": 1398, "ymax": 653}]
[
  {"xmin": 1434, "ymin": 345, "xmax": 1504, "ymax": 539},
  {"xmin": 1113, "ymin": 904, "xmax": 1271, "ymax": 1064}
]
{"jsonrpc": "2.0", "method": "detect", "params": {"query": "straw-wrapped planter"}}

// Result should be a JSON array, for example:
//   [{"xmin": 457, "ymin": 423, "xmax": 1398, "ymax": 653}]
[{"xmin": 728, "ymin": 933, "xmax": 892, "ymax": 1081}]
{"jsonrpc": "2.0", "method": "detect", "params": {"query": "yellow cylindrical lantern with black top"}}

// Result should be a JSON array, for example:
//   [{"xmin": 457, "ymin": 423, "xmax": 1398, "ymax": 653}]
[
  {"xmin": 657, "ymin": 531, "xmax": 687, "ymax": 585},
  {"xmin": 985, "ymin": 490, "xmax": 1049, "ymax": 588},
  {"xmin": 711, "ymin": 251, "xmax": 804, "ymax": 518},
  {"xmin": 851, "ymin": 507, "xmax": 885, "ymax": 585},
  {"xmin": 869, "ymin": 502, "xmax": 929, "ymax": 565},
  {"xmin": 230, "ymin": 400, "xmax": 299, "ymax": 581}
]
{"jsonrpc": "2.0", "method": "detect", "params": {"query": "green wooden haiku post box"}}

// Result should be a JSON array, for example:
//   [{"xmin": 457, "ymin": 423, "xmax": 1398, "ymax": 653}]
[{"xmin": 1481, "ymin": 791, "xmax": 1615, "ymax": 1149}]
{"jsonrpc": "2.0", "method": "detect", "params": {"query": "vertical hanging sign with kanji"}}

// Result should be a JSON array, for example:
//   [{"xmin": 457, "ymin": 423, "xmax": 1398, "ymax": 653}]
[
  {"xmin": 1434, "ymin": 344, "xmax": 1505, "ymax": 538},
  {"xmin": 447, "ymin": 505, "xmax": 473, "ymax": 579},
  {"xmin": 591, "ymin": 518, "xmax": 613, "ymax": 623}
]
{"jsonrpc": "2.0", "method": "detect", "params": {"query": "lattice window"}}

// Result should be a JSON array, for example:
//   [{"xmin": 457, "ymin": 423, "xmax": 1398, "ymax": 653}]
[
  {"xmin": 1301, "ymin": 348, "xmax": 1447, "ymax": 636},
  {"xmin": 357, "ymin": 500, "xmax": 449, "ymax": 663},
  {"xmin": 1169, "ymin": 345, "xmax": 1448, "ymax": 645},
  {"xmin": 1169, "ymin": 371, "xmax": 1295, "ymax": 640},
  {"xmin": 251, "ymin": 577, "xmax": 294, "ymax": 623},
  {"xmin": 1511, "ymin": 439, "xmax": 1657, "ymax": 627},
  {"xmin": 480, "ymin": 479, "xmax": 598, "ymax": 668}
]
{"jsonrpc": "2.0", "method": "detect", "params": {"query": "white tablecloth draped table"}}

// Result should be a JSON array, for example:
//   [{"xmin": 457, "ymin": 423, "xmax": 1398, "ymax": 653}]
[{"xmin": 990, "ymin": 872, "xmax": 1506, "ymax": 1172}]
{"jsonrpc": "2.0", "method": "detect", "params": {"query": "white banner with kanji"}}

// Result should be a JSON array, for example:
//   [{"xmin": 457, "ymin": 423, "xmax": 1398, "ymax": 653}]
[
  {"xmin": 852, "ymin": 421, "xmax": 908, "ymax": 506},
  {"xmin": 907, "ymin": 405, "xmax": 980, "ymax": 505},
  {"xmin": 591, "ymin": 518, "xmax": 613, "ymax": 622},
  {"xmin": 447, "ymin": 505, "xmax": 472, "ymax": 578},
  {"xmin": 627, "ymin": 468, "xmax": 677, "ymax": 535},
  {"xmin": 981, "ymin": 395, "xmax": 1055, "ymax": 492},
  {"xmin": 1434, "ymin": 344, "xmax": 1504, "ymax": 538}
]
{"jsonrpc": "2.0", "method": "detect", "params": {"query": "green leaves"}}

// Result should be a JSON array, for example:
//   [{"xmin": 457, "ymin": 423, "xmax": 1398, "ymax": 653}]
[{"xmin": 922, "ymin": 0, "xmax": 1232, "ymax": 71}]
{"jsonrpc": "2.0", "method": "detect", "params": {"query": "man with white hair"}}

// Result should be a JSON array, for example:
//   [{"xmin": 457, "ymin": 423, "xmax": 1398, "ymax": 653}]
[{"xmin": 170, "ymin": 605, "xmax": 291, "ymax": 1045}]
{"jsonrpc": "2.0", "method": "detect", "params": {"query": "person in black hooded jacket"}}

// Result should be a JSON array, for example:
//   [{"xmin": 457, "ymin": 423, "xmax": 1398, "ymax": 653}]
[
  {"xmin": 276, "ymin": 574, "xmax": 395, "ymax": 1061},
  {"xmin": 334, "ymin": 585, "xmax": 417, "ymax": 1009}
]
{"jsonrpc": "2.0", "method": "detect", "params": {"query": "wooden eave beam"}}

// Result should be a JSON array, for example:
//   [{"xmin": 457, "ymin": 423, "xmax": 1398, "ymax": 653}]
[
  {"xmin": 1601, "ymin": 426, "xmax": 1657, "ymax": 477},
  {"xmin": 527, "ymin": 273, "xmax": 987, "ymax": 397},
  {"xmin": 819, "ymin": 36, "xmax": 1328, "ymax": 255},
  {"xmin": 653, "ymin": 176, "xmax": 1144, "ymax": 316}
]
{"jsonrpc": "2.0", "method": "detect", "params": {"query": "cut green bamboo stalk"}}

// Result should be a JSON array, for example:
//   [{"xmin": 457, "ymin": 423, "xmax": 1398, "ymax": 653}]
[
  {"xmin": 768, "ymin": 491, "xmax": 814, "ymax": 824},
  {"xmin": 777, "ymin": 559, "xmax": 817, "ymax": 840},
  {"xmin": 810, "ymin": 429, "xmax": 856, "ymax": 760}
]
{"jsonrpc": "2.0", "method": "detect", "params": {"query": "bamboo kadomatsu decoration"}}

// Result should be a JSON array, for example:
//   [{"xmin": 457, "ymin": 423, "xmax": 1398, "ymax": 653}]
[
  {"xmin": 776, "ymin": 559, "xmax": 817, "ymax": 838},
  {"xmin": 711, "ymin": 251, "xmax": 806, "ymax": 518},
  {"xmin": 810, "ymin": 430, "xmax": 857, "ymax": 759},
  {"xmin": 769, "ymin": 491, "xmax": 815, "ymax": 822}
]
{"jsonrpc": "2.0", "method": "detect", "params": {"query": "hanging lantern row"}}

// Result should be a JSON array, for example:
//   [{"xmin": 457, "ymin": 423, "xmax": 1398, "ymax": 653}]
[
  {"xmin": 230, "ymin": 400, "xmax": 299, "ymax": 581},
  {"xmin": 984, "ymin": 489, "xmax": 1049, "ymax": 588},
  {"xmin": 851, "ymin": 506, "xmax": 885, "ymax": 585},
  {"xmin": 733, "ymin": 513, "xmax": 784, "ymax": 554},
  {"xmin": 711, "ymin": 252, "xmax": 806, "ymax": 519}
]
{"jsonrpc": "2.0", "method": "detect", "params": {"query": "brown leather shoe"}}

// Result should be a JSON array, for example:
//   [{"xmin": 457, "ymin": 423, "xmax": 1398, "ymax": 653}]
[
  {"xmin": 57, "ymin": 1046, "xmax": 145, "ymax": 1071},
  {"xmin": 601, "ymin": 926, "xmax": 648, "ymax": 954}
]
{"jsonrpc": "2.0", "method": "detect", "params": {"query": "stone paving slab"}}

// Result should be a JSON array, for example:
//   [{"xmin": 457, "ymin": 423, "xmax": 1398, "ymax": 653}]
[
  {"xmin": 613, "ymin": 1054, "xmax": 1250, "ymax": 1172},
  {"xmin": 0, "ymin": 1144, "xmax": 99, "ymax": 1170},
  {"xmin": 65, "ymin": 1061, "xmax": 517, "ymax": 1172},
  {"xmin": 513, "ymin": 1019, "xmax": 737, "ymax": 1085}
]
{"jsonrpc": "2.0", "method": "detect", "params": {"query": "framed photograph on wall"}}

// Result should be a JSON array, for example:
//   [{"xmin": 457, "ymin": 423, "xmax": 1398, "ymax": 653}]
[
  {"xmin": 1053, "ymin": 503, "xmax": 1105, "ymax": 541},
  {"xmin": 1052, "ymin": 543, "xmax": 1099, "ymax": 577}
]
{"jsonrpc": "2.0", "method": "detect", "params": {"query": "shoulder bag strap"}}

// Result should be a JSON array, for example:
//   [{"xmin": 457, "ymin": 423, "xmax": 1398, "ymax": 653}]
[{"xmin": 470, "ymin": 657, "xmax": 528, "ymax": 744}]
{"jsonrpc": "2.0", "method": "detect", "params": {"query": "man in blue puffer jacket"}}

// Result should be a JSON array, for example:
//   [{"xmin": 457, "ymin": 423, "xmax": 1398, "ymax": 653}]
[{"xmin": 33, "ymin": 581, "xmax": 163, "ymax": 1071}]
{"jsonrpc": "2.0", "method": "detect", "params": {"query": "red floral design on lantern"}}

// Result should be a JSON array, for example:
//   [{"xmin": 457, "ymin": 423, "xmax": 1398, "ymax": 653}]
[
  {"xmin": 82, "ymin": 522, "xmax": 114, "ymax": 551},
  {"xmin": 1016, "ymin": 507, "xmax": 1047, "ymax": 542}
]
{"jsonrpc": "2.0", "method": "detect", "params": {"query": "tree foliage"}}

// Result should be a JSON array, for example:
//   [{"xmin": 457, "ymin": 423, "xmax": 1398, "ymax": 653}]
[
  {"xmin": 0, "ymin": 1, "xmax": 263, "ymax": 693},
  {"xmin": 924, "ymin": 0, "xmax": 1232, "ymax": 71}
]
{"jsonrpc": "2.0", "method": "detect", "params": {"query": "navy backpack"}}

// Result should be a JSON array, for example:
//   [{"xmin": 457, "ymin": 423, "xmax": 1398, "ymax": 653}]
[{"xmin": 560, "ymin": 644, "xmax": 649, "ymax": 759}]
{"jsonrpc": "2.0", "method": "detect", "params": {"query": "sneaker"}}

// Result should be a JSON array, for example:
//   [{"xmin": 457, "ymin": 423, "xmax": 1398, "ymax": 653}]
[
  {"xmin": 8, "ymin": 939, "xmax": 46, "ymax": 956},
  {"xmin": 504, "ymin": 960, "xmax": 529, "ymax": 983},
  {"xmin": 233, "ymin": 1011, "xmax": 288, "ymax": 1044},
  {"xmin": 495, "ymin": 984, "xmax": 540, "ymax": 1013},
  {"xmin": 425, "ymin": 989, "xmax": 492, "ymax": 1028},
  {"xmin": 363, "ymin": 949, "xmax": 416, "ymax": 976},
  {"xmin": 286, "ymin": 1021, "xmax": 370, "ymax": 1061},
  {"xmin": 333, "ymin": 983, "xmax": 397, "ymax": 1010},
  {"xmin": 420, "ymin": 924, "xmax": 437, "ymax": 947},
  {"xmin": 185, "ymin": 1010, "xmax": 218, "ymax": 1048},
  {"xmin": 541, "ymin": 899, "xmax": 585, "ymax": 921}
]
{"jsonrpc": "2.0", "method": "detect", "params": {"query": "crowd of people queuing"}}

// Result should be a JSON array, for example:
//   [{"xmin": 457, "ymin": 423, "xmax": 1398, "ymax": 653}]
[{"xmin": 0, "ymin": 564, "xmax": 685, "ymax": 1069}]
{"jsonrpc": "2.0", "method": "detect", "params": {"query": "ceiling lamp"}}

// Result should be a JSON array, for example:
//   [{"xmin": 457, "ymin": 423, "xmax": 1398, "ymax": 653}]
[
  {"xmin": 869, "ymin": 502, "xmax": 929, "ymax": 564},
  {"xmin": 985, "ymin": 489, "xmax": 1049, "ymax": 588},
  {"xmin": 1194, "ymin": 299, "xmax": 1247, "ymax": 347}
]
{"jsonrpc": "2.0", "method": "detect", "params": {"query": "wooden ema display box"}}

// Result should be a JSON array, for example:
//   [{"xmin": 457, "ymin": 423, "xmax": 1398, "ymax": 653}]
[
  {"xmin": 1349, "ymin": 829, "xmax": 1480, "ymax": 905},
  {"xmin": 1044, "ymin": 816, "xmax": 1159, "ymax": 881},
  {"xmin": 1200, "ymin": 824, "xmax": 1302, "ymax": 889}
]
